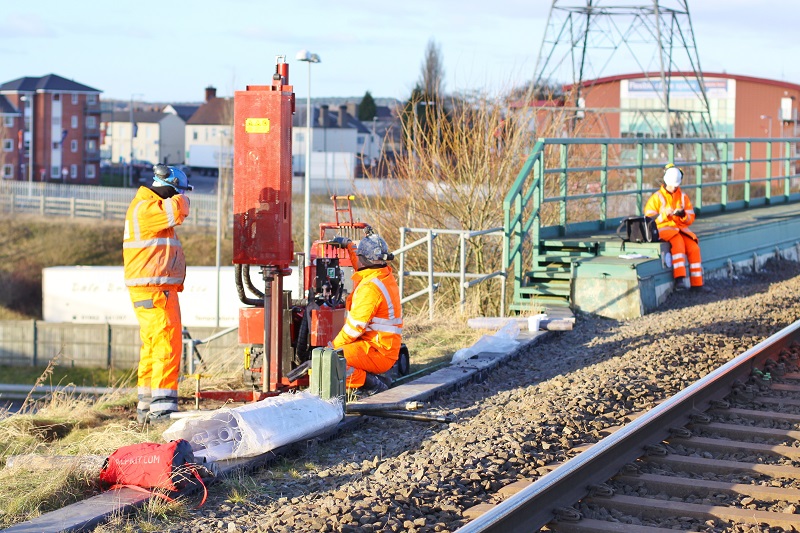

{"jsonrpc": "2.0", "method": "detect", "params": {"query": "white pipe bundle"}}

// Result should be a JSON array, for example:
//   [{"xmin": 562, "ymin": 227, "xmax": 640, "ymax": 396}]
[{"xmin": 162, "ymin": 391, "xmax": 343, "ymax": 461}]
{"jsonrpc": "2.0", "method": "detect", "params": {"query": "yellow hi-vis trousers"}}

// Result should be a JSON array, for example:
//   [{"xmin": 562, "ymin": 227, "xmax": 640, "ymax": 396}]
[{"xmin": 130, "ymin": 287, "xmax": 182, "ymax": 416}]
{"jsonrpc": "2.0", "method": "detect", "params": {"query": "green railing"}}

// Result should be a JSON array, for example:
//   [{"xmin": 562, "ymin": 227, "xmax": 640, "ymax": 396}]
[{"xmin": 503, "ymin": 137, "xmax": 800, "ymax": 303}]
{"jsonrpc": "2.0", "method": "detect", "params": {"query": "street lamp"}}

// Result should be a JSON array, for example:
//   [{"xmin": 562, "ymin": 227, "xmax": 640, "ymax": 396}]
[
  {"xmin": 296, "ymin": 49, "xmax": 321, "ymax": 262},
  {"xmin": 216, "ymin": 130, "xmax": 229, "ymax": 327},
  {"xmin": 129, "ymin": 93, "xmax": 143, "ymax": 187}
]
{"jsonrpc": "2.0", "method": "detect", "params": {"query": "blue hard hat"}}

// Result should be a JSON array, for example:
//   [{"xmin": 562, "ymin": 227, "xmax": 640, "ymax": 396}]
[
  {"xmin": 152, "ymin": 164, "xmax": 193, "ymax": 192},
  {"xmin": 357, "ymin": 234, "xmax": 389, "ymax": 263}
]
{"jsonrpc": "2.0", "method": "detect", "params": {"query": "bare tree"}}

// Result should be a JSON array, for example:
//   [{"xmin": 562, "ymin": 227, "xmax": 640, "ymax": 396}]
[{"xmin": 418, "ymin": 39, "xmax": 445, "ymax": 100}]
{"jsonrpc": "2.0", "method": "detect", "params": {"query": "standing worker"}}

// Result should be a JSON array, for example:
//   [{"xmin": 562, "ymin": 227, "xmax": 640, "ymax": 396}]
[
  {"xmin": 329, "ymin": 228, "xmax": 402, "ymax": 396},
  {"xmin": 644, "ymin": 163, "xmax": 705, "ymax": 291},
  {"xmin": 123, "ymin": 164, "xmax": 193, "ymax": 423}
]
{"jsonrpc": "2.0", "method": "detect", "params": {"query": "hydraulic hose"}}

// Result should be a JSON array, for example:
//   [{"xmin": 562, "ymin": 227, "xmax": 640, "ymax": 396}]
[{"xmin": 234, "ymin": 264, "xmax": 262, "ymax": 306}]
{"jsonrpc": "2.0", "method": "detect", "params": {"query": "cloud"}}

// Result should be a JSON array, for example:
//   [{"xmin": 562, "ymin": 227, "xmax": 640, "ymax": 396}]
[{"xmin": 0, "ymin": 13, "xmax": 57, "ymax": 38}]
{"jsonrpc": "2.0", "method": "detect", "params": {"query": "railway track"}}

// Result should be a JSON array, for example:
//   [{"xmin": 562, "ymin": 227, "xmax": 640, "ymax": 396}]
[{"xmin": 459, "ymin": 319, "xmax": 800, "ymax": 532}]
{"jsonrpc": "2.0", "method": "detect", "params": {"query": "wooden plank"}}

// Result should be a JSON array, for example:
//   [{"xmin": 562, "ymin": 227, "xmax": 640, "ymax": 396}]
[
  {"xmin": 711, "ymin": 406, "xmax": 800, "ymax": 423},
  {"xmin": 755, "ymin": 395, "xmax": 800, "ymax": 407},
  {"xmin": 669, "ymin": 436, "xmax": 800, "ymax": 459},
  {"xmin": 769, "ymin": 383, "xmax": 800, "ymax": 392},
  {"xmin": 551, "ymin": 518, "xmax": 683, "ymax": 533},
  {"xmin": 650, "ymin": 454, "xmax": 800, "ymax": 479},
  {"xmin": 498, "ymin": 478, "xmax": 533, "ymax": 498},
  {"xmin": 587, "ymin": 494, "xmax": 800, "ymax": 529},
  {"xmin": 617, "ymin": 473, "xmax": 800, "ymax": 502},
  {"xmin": 462, "ymin": 503, "xmax": 497, "ymax": 520},
  {"xmin": 694, "ymin": 421, "xmax": 800, "ymax": 440}
]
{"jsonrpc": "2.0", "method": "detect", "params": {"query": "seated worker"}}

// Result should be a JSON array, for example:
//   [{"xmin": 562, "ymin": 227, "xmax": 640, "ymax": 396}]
[
  {"xmin": 329, "ymin": 229, "xmax": 402, "ymax": 396},
  {"xmin": 644, "ymin": 163, "xmax": 704, "ymax": 291}
]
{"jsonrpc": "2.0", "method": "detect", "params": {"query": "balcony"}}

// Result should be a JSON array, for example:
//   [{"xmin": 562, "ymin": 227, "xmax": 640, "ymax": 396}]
[
  {"xmin": 83, "ymin": 129, "xmax": 100, "ymax": 139},
  {"xmin": 84, "ymin": 151, "xmax": 101, "ymax": 162}
]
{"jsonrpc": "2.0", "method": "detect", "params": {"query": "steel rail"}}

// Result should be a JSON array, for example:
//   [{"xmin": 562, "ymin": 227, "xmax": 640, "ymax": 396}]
[{"xmin": 456, "ymin": 318, "xmax": 800, "ymax": 533}]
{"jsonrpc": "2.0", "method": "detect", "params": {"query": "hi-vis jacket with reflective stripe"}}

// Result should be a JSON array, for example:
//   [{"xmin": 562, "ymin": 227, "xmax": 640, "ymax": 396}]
[
  {"xmin": 333, "ymin": 264, "xmax": 403, "ymax": 356},
  {"xmin": 123, "ymin": 187, "xmax": 190, "ymax": 291},
  {"xmin": 643, "ymin": 185, "xmax": 698, "ymax": 242}
]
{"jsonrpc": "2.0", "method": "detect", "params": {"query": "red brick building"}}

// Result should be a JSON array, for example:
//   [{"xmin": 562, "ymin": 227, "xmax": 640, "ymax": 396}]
[
  {"xmin": 567, "ymin": 71, "xmax": 800, "ymax": 141},
  {"xmin": 0, "ymin": 74, "xmax": 102, "ymax": 184}
]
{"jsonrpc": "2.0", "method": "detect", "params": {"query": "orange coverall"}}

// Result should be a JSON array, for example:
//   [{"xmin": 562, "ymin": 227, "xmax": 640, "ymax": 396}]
[
  {"xmin": 123, "ymin": 186, "xmax": 190, "ymax": 417},
  {"xmin": 644, "ymin": 185, "xmax": 704, "ymax": 287},
  {"xmin": 332, "ymin": 244, "xmax": 403, "ymax": 388}
]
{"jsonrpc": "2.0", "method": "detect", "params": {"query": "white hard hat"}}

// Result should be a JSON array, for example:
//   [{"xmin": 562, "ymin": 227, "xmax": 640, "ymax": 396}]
[{"xmin": 663, "ymin": 165, "xmax": 683, "ymax": 187}]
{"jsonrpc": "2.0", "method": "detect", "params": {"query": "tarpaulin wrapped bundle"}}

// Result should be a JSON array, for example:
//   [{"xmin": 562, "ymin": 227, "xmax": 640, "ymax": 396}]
[{"xmin": 162, "ymin": 391, "xmax": 343, "ymax": 462}]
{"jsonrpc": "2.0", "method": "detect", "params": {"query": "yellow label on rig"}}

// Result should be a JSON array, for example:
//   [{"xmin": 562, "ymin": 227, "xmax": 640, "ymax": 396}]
[{"xmin": 245, "ymin": 118, "xmax": 270, "ymax": 133}]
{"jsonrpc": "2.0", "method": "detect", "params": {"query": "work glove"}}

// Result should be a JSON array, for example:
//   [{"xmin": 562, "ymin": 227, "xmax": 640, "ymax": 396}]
[{"xmin": 329, "ymin": 236, "xmax": 352, "ymax": 249}]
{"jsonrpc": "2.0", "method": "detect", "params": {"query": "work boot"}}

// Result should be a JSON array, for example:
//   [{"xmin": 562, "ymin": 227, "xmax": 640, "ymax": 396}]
[
  {"xmin": 360, "ymin": 373, "xmax": 389, "ymax": 397},
  {"xmin": 691, "ymin": 285, "xmax": 712, "ymax": 293},
  {"xmin": 674, "ymin": 276, "xmax": 688, "ymax": 291}
]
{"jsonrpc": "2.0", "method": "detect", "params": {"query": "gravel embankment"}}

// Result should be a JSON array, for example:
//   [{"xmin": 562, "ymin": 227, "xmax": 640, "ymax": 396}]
[{"xmin": 148, "ymin": 258, "xmax": 800, "ymax": 533}]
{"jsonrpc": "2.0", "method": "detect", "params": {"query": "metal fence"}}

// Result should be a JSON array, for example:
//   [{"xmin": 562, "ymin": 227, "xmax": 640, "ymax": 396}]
[
  {"xmin": 0, "ymin": 320, "xmax": 240, "ymax": 371},
  {"xmin": 0, "ymin": 181, "xmax": 221, "ymax": 227}
]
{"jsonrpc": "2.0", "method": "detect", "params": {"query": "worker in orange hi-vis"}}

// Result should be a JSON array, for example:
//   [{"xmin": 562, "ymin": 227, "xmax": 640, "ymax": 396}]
[
  {"xmin": 123, "ymin": 164, "xmax": 192, "ymax": 424},
  {"xmin": 644, "ymin": 163, "xmax": 706, "ymax": 292},
  {"xmin": 328, "ymin": 228, "xmax": 402, "ymax": 397}
]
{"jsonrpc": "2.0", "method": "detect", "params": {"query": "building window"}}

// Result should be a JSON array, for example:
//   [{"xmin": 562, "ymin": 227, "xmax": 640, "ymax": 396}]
[
  {"xmin": 72, "ymin": 93, "xmax": 79, "ymax": 105},
  {"xmin": 71, "ymin": 139, "xmax": 78, "ymax": 153},
  {"xmin": 86, "ymin": 116, "xmax": 96, "ymax": 129},
  {"xmin": 71, "ymin": 116, "xmax": 78, "ymax": 128},
  {"xmin": 86, "ymin": 164, "xmax": 96, "ymax": 178},
  {"xmin": 87, "ymin": 94, "xmax": 97, "ymax": 105},
  {"xmin": 53, "ymin": 94, "xmax": 60, "ymax": 102},
  {"xmin": 70, "ymin": 164, "xmax": 77, "ymax": 178},
  {"xmin": 193, "ymin": 131, "xmax": 198, "ymax": 140},
  {"xmin": 86, "ymin": 139, "xmax": 96, "ymax": 151},
  {"xmin": 52, "ymin": 116, "xmax": 61, "ymax": 127},
  {"xmin": 51, "ymin": 166, "xmax": 60, "ymax": 178},
  {"xmin": 52, "ymin": 142, "xmax": 60, "ymax": 150},
  {"xmin": 2, "ymin": 139, "xmax": 12, "ymax": 152},
  {"xmin": 2, "ymin": 164, "xmax": 12, "ymax": 178},
  {"xmin": 3, "ymin": 116, "xmax": 12, "ymax": 127}
]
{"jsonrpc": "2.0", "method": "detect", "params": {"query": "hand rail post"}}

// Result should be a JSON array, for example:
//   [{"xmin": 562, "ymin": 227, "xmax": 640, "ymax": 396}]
[{"xmin": 427, "ymin": 229, "xmax": 434, "ymax": 320}]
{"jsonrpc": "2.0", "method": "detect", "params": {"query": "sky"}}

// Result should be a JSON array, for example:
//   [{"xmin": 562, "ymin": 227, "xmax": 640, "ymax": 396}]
[{"xmin": 2, "ymin": 0, "xmax": 800, "ymax": 105}]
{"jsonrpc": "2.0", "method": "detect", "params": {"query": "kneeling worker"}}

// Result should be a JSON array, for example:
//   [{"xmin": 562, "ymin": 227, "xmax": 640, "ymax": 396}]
[
  {"xmin": 329, "ymin": 229, "xmax": 403, "ymax": 396},
  {"xmin": 644, "ymin": 163, "xmax": 704, "ymax": 290}
]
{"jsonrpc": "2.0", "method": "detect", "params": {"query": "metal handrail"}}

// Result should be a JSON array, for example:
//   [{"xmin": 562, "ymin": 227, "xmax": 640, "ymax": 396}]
[
  {"xmin": 502, "ymin": 136, "xmax": 800, "ymax": 308},
  {"xmin": 397, "ymin": 226, "xmax": 507, "ymax": 318}
]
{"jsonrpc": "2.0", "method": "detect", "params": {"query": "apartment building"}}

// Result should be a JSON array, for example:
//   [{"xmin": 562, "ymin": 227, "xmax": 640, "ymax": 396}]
[
  {"xmin": 0, "ymin": 74, "xmax": 102, "ymax": 184},
  {"xmin": 101, "ymin": 110, "xmax": 186, "ymax": 166}
]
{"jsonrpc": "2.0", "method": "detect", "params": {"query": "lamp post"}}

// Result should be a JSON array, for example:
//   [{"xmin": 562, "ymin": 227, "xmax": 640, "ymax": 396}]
[
  {"xmin": 129, "ymin": 93, "xmax": 143, "ymax": 187},
  {"xmin": 215, "ymin": 130, "xmax": 228, "ymax": 328},
  {"xmin": 296, "ymin": 49, "xmax": 321, "ymax": 261}
]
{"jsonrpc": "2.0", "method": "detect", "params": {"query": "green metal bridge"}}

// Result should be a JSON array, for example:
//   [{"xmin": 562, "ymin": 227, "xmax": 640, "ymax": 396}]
[{"xmin": 503, "ymin": 137, "xmax": 800, "ymax": 319}]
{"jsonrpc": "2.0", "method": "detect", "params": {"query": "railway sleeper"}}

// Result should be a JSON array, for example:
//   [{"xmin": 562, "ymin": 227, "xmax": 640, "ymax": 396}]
[{"xmin": 583, "ymin": 494, "xmax": 800, "ymax": 530}]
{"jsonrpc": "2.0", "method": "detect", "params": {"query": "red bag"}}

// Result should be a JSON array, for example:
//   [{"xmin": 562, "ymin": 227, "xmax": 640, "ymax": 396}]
[{"xmin": 100, "ymin": 439, "xmax": 207, "ymax": 505}]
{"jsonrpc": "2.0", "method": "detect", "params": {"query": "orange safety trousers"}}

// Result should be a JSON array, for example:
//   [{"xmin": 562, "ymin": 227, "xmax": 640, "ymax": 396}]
[
  {"xmin": 341, "ymin": 341, "xmax": 398, "ymax": 389},
  {"xmin": 665, "ymin": 232, "xmax": 703, "ymax": 287},
  {"xmin": 130, "ymin": 287, "xmax": 182, "ymax": 414}
]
